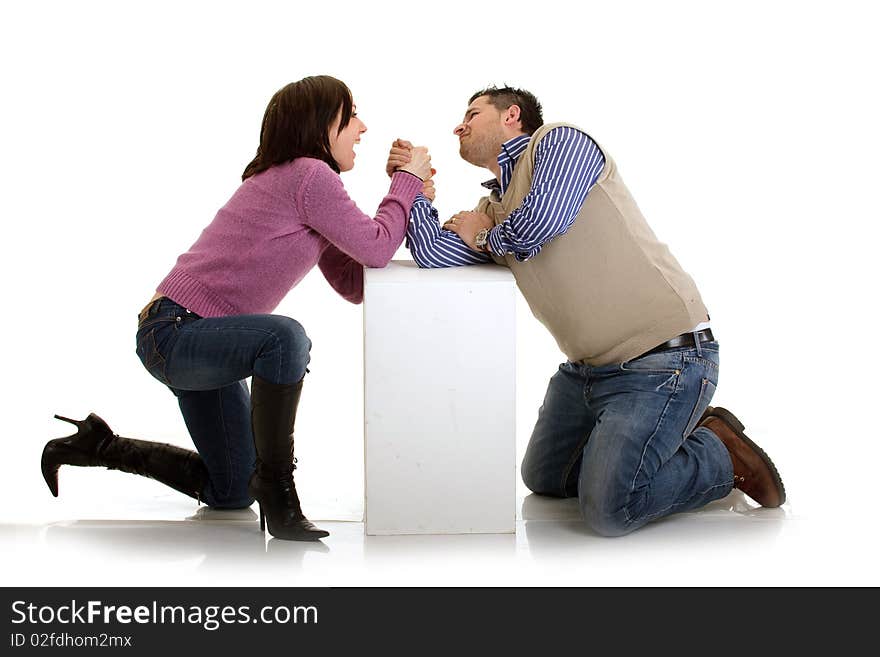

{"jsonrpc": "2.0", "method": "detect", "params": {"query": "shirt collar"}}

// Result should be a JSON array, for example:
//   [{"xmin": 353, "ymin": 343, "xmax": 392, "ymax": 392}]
[
  {"xmin": 480, "ymin": 134, "xmax": 532, "ymax": 196},
  {"xmin": 498, "ymin": 134, "xmax": 531, "ymax": 167}
]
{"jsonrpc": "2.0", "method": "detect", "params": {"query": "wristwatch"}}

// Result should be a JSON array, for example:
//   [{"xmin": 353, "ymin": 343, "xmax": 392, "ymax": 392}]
[{"xmin": 474, "ymin": 227, "xmax": 490, "ymax": 252}]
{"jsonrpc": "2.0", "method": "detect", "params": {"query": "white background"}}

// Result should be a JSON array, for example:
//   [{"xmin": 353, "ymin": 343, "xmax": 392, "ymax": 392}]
[{"xmin": 2, "ymin": 0, "xmax": 878, "ymax": 584}]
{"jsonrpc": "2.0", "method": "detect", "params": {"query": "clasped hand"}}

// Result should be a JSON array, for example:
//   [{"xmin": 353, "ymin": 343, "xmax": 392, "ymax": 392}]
[
  {"xmin": 386, "ymin": 139, "xmax": 435, "ymax": 200},
  {"xmin": 386, "ymin": 140, "xmax": 491, "ymax": 251}
]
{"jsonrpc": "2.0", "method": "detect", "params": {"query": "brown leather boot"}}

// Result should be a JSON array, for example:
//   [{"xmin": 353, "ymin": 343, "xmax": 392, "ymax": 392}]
[
  {"xmin": 698, "ymin": 406, "xmax": 715, "ymax": 425},
  {"xmin": 699, "ymin": 407, "xmax": 786, "ymax": 507}
]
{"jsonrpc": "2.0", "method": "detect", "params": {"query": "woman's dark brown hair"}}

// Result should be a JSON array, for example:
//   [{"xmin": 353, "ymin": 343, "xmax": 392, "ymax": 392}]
[{"xmin": 242, "ymin": 75, "xmax": 353, "ymax": 180}]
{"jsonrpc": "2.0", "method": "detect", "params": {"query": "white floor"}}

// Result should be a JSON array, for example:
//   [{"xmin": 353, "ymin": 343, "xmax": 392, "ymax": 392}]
[{"xmin": 4, "ymin": 486, "xmax": 875, "ymax": 587}]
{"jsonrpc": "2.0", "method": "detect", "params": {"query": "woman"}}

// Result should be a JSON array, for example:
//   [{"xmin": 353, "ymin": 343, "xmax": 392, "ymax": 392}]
[{"xmin": 40, "ymin": 75, "xmax": 432, "ymax": 541}]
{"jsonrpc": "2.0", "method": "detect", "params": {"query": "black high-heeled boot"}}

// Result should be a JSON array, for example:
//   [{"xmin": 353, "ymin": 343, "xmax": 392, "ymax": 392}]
[
  {"xmin": 42, "ymin": 413, "xmax": 208, "ymax": 500},
  {"xmin": 247, "ymin": 376, "xmax": 328, "ymax": 541}
]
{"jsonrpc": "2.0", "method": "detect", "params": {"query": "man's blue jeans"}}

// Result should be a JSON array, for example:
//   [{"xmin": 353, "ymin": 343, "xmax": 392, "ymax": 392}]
[
  {"xmin": 135, "ymin": 297, "xmax": 311, "ymax": 509},
  {"xmin": 521, "ymin": 340, "xmax": 734, "ymax": 536}
]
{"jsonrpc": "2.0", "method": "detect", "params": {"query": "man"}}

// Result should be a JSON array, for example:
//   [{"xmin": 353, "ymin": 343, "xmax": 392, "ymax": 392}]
[{"xmin": 388, "ymin": 86, "xmax": 785, "ymax": 537}]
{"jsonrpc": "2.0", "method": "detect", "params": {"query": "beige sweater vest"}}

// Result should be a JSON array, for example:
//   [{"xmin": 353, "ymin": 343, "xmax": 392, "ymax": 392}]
[{"xmin": 476, "ymin": 122, "xmax": 708, "ymax": 366}]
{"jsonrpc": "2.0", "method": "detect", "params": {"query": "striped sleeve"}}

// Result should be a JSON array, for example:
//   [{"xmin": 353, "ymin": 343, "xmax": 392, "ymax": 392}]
[
  {"xmin": 405, "ymin": 195, "xmax": 492, "ymax": 268},
  {"xmin": 487, "ymin": 127, "xmax": 605, "ymax": 261}
]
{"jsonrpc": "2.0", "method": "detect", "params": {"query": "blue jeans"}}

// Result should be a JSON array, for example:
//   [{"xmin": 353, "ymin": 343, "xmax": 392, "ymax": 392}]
[
  {"xmin": 135, "ymin": 297, "xmax": 311, "ymax": 508},
  {"xmin": 521, "ymin": 341, "xmax": 734, "ymax": 536}
]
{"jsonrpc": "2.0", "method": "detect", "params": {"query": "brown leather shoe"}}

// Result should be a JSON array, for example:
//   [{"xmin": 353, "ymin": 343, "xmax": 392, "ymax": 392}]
[
  {"xmin": 700, "ymin": 407, "xmax": 786, "ymax": 507},
  {"xmin": 698, "ymin": 405, "xmax": 716, "ymax": 426}
]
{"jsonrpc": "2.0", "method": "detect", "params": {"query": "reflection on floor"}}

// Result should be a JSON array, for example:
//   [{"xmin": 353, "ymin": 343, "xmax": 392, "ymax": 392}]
[{"xmin": 2, "ymin": 489, "xmax": 848, "ymax": 586}]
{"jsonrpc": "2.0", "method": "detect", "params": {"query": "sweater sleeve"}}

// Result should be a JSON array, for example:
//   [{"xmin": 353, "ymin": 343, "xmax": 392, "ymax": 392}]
[
  {"xmin": 317, "ymin": 243, "xmax": 364, "ymax": 304},
  {"xmin": 300, "ymin": 162, "xmax": 423, "ymax": 268}
]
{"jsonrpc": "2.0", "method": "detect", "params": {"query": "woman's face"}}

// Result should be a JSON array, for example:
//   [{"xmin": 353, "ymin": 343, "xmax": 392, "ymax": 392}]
[{"xmin": 329, "ymin": 104, "xmax": 367, "ymax": 172}]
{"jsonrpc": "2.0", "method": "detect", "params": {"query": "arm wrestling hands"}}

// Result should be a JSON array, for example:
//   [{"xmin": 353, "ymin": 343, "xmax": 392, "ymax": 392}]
[
  {"xmin": 386, "ymin": 138, "xmax": 435, "ymax": 199},
  {"xmin": 388, "ymin": 140, "xmax": 493, "ymax": 252}
]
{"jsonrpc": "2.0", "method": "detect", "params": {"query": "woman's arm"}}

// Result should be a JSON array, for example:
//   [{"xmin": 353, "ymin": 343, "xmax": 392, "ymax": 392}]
[
  {"xmin": 317, "ymin": 243, "xmax": 364, "ymax": 304},
  {"xmin": 300, "ymin": 162, "xmax": 423, "ymax": 268}
]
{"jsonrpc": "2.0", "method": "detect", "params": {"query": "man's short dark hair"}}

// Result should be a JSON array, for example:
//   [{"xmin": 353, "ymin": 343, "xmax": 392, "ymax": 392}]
[{"xmin": 469, "ymin": 85, "xmax": 544, "ymax": 135}]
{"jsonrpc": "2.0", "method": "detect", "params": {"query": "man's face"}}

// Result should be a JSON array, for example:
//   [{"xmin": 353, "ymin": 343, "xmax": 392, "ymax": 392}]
[{"xmin": 453, "ymin": 96, "xmax": 507, "ymax": 168}]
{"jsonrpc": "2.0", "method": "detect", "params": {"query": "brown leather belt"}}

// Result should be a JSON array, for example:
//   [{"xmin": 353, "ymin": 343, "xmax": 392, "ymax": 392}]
[
  {"xmin": 138, "ymin": 297, "xmax": 165, "ymax": 323},
  {"xmin": 641, "ymin": 328, "xmax": 715, "ymax": 357}
]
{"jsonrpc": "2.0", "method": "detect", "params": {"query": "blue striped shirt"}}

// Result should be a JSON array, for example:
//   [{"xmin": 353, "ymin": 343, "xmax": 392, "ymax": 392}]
[{"xmin": 406, "ymin": 126, "xmax": 605, "ymax": 267}]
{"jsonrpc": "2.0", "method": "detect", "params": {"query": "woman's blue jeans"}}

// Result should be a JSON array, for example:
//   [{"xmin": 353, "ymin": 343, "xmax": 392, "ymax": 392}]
[
  {"xmin": 521, "ymin": 340, "xmax": 734, "ymax": 536},
  {"xmin": 135, "ymin": 297, "xmax": 311, "ymax": 508}
]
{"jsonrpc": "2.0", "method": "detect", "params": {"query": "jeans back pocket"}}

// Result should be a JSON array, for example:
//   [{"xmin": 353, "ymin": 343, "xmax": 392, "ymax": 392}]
[{"xmin": 135, "ymin": 321, "xmax": 175, "ymax": 384}]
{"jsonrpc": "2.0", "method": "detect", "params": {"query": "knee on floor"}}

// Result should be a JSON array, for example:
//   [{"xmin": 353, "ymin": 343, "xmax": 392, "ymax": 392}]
[
  {"xmin": 208, "ymin": 492, "xmax": 255, "ymax": 510},
  {"xmin": 579, "ymin": 497, "xmax": 635, "ymax": 538},
  {"xmin": 204, "ymin": 475, "xmax": 255, "ymax": 509},
  {"xmin": 521, "ymin": 465, "xmax": 564, "ymax": 497}
]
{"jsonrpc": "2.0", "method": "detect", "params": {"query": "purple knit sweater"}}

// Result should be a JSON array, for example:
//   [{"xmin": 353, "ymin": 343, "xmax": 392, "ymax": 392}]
[{"xmin": 157, "ymin": 158, "xmax": 423, "ymax": 317}]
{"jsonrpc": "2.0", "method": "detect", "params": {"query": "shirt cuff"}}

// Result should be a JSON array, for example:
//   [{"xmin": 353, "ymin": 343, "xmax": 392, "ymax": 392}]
[{"xmin": 486, "ymin": 226, "xmax": 504, "ymax": 256}]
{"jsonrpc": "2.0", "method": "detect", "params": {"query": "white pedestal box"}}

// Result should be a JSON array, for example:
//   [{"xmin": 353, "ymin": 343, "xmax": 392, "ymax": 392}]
[{"xmin": 363, "ymin": 261, "xmax": 517, "ymax": 535}]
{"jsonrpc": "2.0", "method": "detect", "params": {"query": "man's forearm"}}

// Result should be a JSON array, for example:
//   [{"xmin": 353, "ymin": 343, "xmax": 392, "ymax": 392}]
[{"xmin": 406, "ymin": 196, "xmax": 492, "ymax": 268}]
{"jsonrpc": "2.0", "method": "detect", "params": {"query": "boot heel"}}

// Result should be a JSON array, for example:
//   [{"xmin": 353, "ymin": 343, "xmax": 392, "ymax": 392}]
[
  {"xmin": 259, "ymin": 503, "xmax": 266, "ymax": 532},
  {"xmin": 53, "ymin": 414, "xmax": 82, "ymax": 428},
  {"xmin": 43, "ymin": 414, "xmax": 92, "ymax": 498}
]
